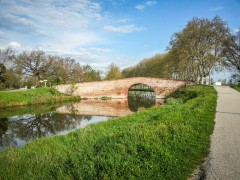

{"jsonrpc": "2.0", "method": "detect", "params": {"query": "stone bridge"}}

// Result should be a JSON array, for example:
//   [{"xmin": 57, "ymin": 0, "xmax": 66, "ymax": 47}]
[{"xmin": 55, "ymin": 77, "xmax": 186, "ymax": 99}]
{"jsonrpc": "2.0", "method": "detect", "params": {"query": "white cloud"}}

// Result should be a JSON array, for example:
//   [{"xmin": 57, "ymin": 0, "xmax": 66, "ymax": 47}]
[
  {"xmin": 210, "ymin": 6, "xmax": 224, "ymax": 11},
  {"xmin": 103, "ymin": 25, "xmax": 146, "ymax": 33},
  {"xmin": 118, "ymin": 18, "xmax": 134, "ymax": 23},
  {"xmin": 88, "ymin": 47, "xmax": 112, "ymax": 53},
  {"xmin": 44, "ymin": 48, "xmax": 108, "ymax": 68},
  {"xmin": 135, "ymin": 4, "xmax": 146, "ymax": 10},
  {"xmin": 135, "ymin": 1, "xmax": 157, "ymax": 10},
  {"xmin": 145, "ymin": 1, "xmax": 157, "ymax": 6},
  {"xmin": 8, "ymin": 42, "xmax": 21, "ymax": 49},
  {"xmin": 0, "ymin": 0, "xmax": 104, "ymax": 38}
]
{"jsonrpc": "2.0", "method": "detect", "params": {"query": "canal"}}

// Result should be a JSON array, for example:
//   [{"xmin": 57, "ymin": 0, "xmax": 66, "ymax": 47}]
[{"xmin": 0, "ymin": 88, "xmax": 164, "ymax": 151}]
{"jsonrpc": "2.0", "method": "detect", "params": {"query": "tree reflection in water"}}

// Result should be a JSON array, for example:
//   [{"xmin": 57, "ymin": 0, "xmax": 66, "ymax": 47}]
[
  {"xmin": 0, "ymin": 105, "xmax": 92, "ymax": 151},
  {"xmin": 0, "ymin": 118, "xmax": 17, "ymax": 151}
]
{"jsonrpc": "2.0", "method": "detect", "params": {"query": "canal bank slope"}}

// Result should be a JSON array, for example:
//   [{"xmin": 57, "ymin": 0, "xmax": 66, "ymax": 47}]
[
  {"xmin": 0, "ymin": 86, "xmax": 217, "ymax": 179},
  {"xmin": 205, "ymin": 86, "xmax": 240, "ymax": 179}
]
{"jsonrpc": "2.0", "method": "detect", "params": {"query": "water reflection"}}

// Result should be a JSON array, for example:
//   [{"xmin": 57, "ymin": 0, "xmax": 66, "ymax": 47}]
[
  {"xmin": 128, "ymin": 91, "xmax": 156, "ymax": 112},
  {"xmin": 0, "ymin": 110, "xmax": 98, "ymax": 151},
  {"xmin": 0, "ymin": 91, "xmax": 164, "ymax": 151},
  {"xmin": 56, "ymin": 99, "xmax": 133, "ymax": 117}
]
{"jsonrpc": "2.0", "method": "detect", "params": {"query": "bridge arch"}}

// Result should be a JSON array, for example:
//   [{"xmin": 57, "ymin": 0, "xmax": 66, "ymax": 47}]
[{"xmin": 128, "ymin": 83, "xmax": 156, "ymax": 93}]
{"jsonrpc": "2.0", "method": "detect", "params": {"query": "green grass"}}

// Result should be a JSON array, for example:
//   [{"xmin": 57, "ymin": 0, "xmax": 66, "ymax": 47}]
[
  {"xmin": 231, "ymin": 85, "xmax": 240, "ymax": 92},
  {"xmin": 0, "ymin": 87, "xmax": 80, "ymax": 108},
  {"xmin": 0, "ymin": 85, "xmax": 217, "ymax": 179},
  {"xmin": 100, "ymin": 96, "xmax": 112, "ymax": 100}
]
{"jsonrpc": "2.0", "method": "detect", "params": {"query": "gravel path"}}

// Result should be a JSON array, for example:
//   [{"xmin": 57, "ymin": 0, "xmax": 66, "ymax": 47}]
[{"xmin": 205, "ymin": 86, "xmax": 240, "ymax": 180}]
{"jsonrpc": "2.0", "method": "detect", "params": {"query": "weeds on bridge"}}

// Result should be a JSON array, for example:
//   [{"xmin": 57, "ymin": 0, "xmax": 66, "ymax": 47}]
[{"xmin": 0, "ymin": 85, "xmax": 217, "ymax": 179}]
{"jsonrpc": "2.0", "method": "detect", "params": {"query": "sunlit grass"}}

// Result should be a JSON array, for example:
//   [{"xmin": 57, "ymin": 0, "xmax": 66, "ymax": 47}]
[
  {"xmin": 0, "ymin": 87, "xmax": 80, "ymax": 108},
  {"xmin": 0, "ymin": 85, "xmax": 217, "ymax": 179}
]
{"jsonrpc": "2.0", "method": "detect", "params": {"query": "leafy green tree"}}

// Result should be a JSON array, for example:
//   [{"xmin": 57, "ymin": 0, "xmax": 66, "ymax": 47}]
[
  {"xmin": 0, "ymin": 63, "xmax": 6, "ymax": 84},
  {"xmin": 168, "ymin": 16, "xmax": 230, "ymax": 83},
  {"xmin": 83, "ymin": 65, "xmax": 101, "ymax": 82},
  {"xmin": 122, "ymin": 54, "xmax": 170, "ymax": 78},
  {"xmin": 46, "ymin": 56, "xmax": 84, "ymax": 85},
  {"xmin": 4, "ymin": 68, "xmax": 23, "ymax": 89},
  {"xmin": 105, "ymin": 63, "xmax": 122, "ymax": 80},
  {"xmin": 0, "ymin": 48, "xmax": 18, "ymax": 89}
]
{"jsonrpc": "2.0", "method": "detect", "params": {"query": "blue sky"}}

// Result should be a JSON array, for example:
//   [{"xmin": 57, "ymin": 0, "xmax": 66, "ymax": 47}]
[{"xmin": 0, "ymin": 0, "xmax": 239, "ymax": 76}]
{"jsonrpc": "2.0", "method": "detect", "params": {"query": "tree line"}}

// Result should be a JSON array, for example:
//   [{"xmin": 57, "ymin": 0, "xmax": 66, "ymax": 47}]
[
  {"xmin": 0, "ymin": 49, "xmax": 103, "ymax": 89},
  {"xmin": 123, "ymin": 16, "xmax": 240, "ymax": 84},
  {"xmin": 0, "ymin": 48, "xmax": 126, "ymax": 89}
]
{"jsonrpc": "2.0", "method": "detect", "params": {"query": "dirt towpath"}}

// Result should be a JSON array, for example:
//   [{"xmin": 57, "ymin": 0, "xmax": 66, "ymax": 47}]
[{"xmin": 205, "ymin": 86, "xmax": 240, "ymax": 180}]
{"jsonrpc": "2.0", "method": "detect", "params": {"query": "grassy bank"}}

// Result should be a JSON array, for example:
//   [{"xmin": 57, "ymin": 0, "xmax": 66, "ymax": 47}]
[
  {"xmin": 0, "ymin": 85, "xmax": 217, "ymax": 179},
  {"xmin": 0, "ymin": 87, "xmax": 80, "ymax": 108},
  {"xmin": 231, "ymin": 85, "xmax": 240, "ymax": 92},
  {"xmin": 0, "ymin": 103, "xmax": 63, "ymax": 119}
]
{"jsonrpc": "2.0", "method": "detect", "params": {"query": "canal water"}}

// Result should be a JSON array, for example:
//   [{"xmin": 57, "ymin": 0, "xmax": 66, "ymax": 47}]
[{"xmin": 0, "ymin": 91, "xmax": 164, "ymax": 151}]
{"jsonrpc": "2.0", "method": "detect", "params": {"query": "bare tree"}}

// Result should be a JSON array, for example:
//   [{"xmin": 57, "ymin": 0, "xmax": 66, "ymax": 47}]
[
  {"xmin": 14, "ymin": 50, "xmax": 53, "ymax": 85},
  {"xmin": 0, "ymin": 48, "xmax": 14, "ymax": 66},
  {"xmin": 222, "ymin": 29, "xmax": 240, "ymax": 74}
]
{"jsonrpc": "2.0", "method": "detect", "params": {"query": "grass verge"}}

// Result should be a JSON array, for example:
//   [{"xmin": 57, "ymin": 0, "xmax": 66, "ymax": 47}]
[
  {"xmin": 231, "ymin": 85, "xmax": 240, "ymax": 92},
  {"xmin": 0, "ymin": 87, "xmax": 80, "ymax": 108},
  {"xmin": 0, "ymin": 85, "xmax": 217, "ymax": 179}
]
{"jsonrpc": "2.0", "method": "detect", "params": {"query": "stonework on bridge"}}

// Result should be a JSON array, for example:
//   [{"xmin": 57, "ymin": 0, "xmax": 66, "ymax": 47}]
[{"xmin": 55, "ymin": 77, "xmax": 186, "ymax": 99}]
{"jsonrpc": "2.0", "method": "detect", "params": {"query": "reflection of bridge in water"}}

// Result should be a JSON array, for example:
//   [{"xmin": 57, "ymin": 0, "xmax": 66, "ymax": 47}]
[{"xmin": 56, "ymin": 98, "xmax": 165, "ymax": 117}]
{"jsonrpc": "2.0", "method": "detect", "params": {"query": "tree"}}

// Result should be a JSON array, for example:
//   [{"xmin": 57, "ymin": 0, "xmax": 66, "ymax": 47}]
[
  {"xmin": 122, "ymin": 54, "xmax": 170, "ymax": 78},
  {"xmin": 0, "ymin": 48, "xmax": 14, "ymax": 66},
  {"xmin": 222, "ymin": 29, "xmax": 240, "ymax": 74},
  {"xmin": 4, "ymin": 68, "xmax": 23, "ymax": 89},
  {"xmin": 0, "ymin": 63, "xmax": 6, "ymax": 84},
  {"xmin": 14, "ymin": 50, "xmax": 53, "ymax": 85},
  {"xmin": 83, "ymin": 65, "xmax": 101, "ymax": 82},
  {"xmin": 105, "ymin": 63, "xmax": 122, "ymax": 80},
  {"xmin": 46, "ymin": 56, "xmax": 84, "ymax": 85},
  {"xmin": 0, "ymin": 48, "xmax": 15, "ymax": 88},
  {"xmin": 168, "ymin": 16, "xmax": 230, "ymax": 83}
]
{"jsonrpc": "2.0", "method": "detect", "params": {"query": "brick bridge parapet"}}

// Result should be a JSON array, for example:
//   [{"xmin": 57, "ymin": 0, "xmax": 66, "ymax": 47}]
[{"xmin": 55, "ymin": 77, "xmax": 186, "ymax": 99}]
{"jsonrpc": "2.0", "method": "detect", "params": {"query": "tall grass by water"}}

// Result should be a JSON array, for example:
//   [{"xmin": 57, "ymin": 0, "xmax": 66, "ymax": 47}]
[
  {"xmin": 0, "ymin": 85, "xmax": 217, "ymax": 179},
  {"xmin": 0, "ymin": 87, "xmax": 80, "ymax": 108}
]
